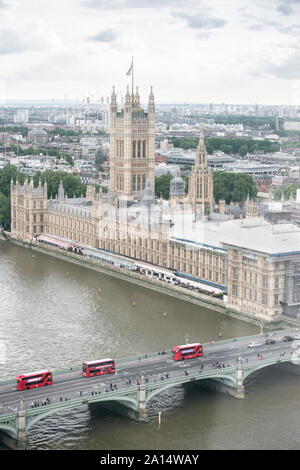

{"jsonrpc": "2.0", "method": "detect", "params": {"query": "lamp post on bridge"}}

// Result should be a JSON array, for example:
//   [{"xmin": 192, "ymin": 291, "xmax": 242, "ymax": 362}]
[{"xmin": 260, "ymin": 321, "xmax": 264, "ymax": 335}]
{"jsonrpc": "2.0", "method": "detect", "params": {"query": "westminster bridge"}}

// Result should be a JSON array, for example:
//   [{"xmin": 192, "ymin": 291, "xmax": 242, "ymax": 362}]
[{"xmin": 0, "ymin": 328, "xmax": 299, "ymax": 448}]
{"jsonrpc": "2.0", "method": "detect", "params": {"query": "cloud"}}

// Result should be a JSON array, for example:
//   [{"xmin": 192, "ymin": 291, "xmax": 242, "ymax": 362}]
[
  {"xmin": 264, "ymin": 52, "xmax": 300, "ymax": 79},
  {"xmin": 0, "ymin": 22, "xmax": 57, "ymax": 55},
  {"xmin": 81, "ymin": 0, "xmax": 189, "ymax": 9},
  {"xmin": 172, "ymin": 11, "xmax": 226, "ymax": 30},
  {"xmin": 247, "ymin": 20, "xmax": 282, "ymax": 31},
  {"xmin": 89, "ymin": 29, "xmax": 117, "ymax": 42},
  {"xmin": 276, "ymin": 3, "xmax": 293, "ymax": 14},
  {"xmin": 276, "ymin": 0, "xmax": 300, "ymax": 15}
]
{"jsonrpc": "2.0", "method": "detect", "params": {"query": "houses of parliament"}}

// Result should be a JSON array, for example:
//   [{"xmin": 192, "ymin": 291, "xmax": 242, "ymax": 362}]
[{"xmin": 10, "ymin": 85, "xmax": 300, "ymax": 323}]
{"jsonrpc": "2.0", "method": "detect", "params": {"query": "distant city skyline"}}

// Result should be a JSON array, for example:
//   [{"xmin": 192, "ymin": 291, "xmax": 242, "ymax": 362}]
[{"xmin": 0, "ymin": 0, "xmax": 300, "ymax": 105}]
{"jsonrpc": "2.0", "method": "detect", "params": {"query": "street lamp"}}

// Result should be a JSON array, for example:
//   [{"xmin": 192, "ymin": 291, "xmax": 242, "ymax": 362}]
[
  {"xmin": 260, "ymin": 321, "xmax": 264, "ymax": 335},
  {"xmin": 185, "ymin": 334, "xmax": 189, "ymax": 344}
]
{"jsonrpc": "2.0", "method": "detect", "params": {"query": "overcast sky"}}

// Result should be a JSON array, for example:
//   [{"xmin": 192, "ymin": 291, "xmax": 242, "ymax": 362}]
[{"xmin": 0, "ymin": 0, "xmax": 299, "ymax": 104}]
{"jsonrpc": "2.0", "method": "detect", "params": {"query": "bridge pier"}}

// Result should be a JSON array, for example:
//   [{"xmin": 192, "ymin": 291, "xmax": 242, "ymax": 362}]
[
  {"xmin": 16, "ymin": 410, "xmax": 27, "ymax": 448},
  {"xmin": 118, "ymin": 383, "xmax": 149, "ymax": 422}
]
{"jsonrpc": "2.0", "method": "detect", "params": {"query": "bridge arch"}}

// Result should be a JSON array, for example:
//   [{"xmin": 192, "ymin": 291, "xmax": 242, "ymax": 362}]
[
  {"xmin": 146, "ymin": 373, "xmax": 237, "ymax": 404},
  {"xmin": 26, "ymin": 394, "xmax": 139, "ymax": 432},
  {"xmin": 0, "ymin": 423, "xmax": 17, "ymax": 439},
  {"xmin": 242, "ymin": 361, "xmax": 286, "ymax": 384}
]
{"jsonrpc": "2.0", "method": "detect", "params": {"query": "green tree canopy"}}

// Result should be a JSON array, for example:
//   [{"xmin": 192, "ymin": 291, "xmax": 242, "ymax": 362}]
[
  {"xmin": 155, "ymin": 174, "xmax": 173, "ymax": 200},
  {"xmin": 0, "ymin": 192, "xmax": 10, "ymax": 228},
  {"xmin": 33, "ymin": 170, "xmax": 86, "ymax": 199},
  {"xmin": 274, "ymin": 183, "xmax": 300, "ymax": 201},
  {"xmin": 171, "ymin": 137, "xmax": 280, "ymax": 156},
  {"xmin": 213, "ymin": 171, "xmax": 258, "ymax": 204}
]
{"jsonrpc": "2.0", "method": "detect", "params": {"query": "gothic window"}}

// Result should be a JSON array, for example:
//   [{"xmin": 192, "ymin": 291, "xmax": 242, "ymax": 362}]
[
  {"xmin": 138, "ymin": 141, "xmax": 141, "ymax": 158},
  {"xmin": 137, "ymin": 175, "xmax": 141, "ymax": 191},
  {"xmin": 232, "ymin": 284, "xmax": 238, "ymax": 297},
  {"xmin": 143, "ymin": 140, "xmax": 146, "ymax": 158},
  {"xmin": 142, "ymin": 174, "xmax": 146, "ymax": 189},
  {"xmin": 132, "ymin": 141, "xmax": 136, "ymax": 158},
  {"xmin": 132, "ymin": 175, "xmax": 136, "ymax": 192}
]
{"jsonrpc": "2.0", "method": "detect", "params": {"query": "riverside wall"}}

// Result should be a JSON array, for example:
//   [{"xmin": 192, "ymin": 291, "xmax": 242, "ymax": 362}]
[{"xmin": 5, "ymin": 234, "xmax": 298, "ymax": 330}]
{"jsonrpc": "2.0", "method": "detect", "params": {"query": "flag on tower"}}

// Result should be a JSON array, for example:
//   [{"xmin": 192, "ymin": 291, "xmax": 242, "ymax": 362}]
[{"xmin": 126, "ymin": 58, "xmax": 133, "ymax": 76}]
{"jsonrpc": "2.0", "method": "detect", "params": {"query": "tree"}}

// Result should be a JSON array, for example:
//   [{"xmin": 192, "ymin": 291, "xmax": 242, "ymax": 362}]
[
  {"xmin": 239, "ymin": 145, "xmax": 249, "ymax": 157},
  {"xmin": 33, "ymin": 170, "xmax": 86, "ymax": 199},
  {"xmin": 0, "ymin": 165, "xmax": 25, "ymax": 198},
  {"xmin": 231, "ymin": 173, "xmax": 258, "ymax": 202},
  {"xmin": 155, "ymin": 174, "xmax": 172, "ymax": 200},
  {"xmin": 220, "ymin": 144, "xmax": 233, "ymax": 154},
  {"xmin": 0, "ymin": 192, "xmax": 10, "ymax": 228},
  {"xmin": 213, "ymin": 171, "xmax": 258, "ymax": 204}
]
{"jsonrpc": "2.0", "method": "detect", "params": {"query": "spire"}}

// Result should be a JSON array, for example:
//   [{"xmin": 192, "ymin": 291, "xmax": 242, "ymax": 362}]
[
  {"xmin": 148, "ymin": 86, "xmax": 155, "ymax": 113},
  {"xmin": 195, "ymin": 126, "xmax": 207, "ymax": 167},
  {"xmin": 199, "ymin": 126, "xmax": 204, "ymax": 146},
  {"xmin": 149, "ymin": 86, "xmax": 154, "ymax": 101},
  {"xmin": 111, "ymin": 85, "xmax": 116, "ymax": 101},
  {"xmin": 110, "ymin": 85, "xmax": 117, "ymax": 113},
  {"xmin": 134, "ymin": 86, "xmax": 140, "ymax": 107},
  {"xmin": 125, "ymin": 85, "xmax": 131, "ymax": 105}
]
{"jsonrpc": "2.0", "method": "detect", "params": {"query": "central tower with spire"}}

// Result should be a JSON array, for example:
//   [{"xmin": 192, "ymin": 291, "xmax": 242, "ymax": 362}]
[
  {"xmin": 188, "ymin": 128, "xmax": 214, "ymax": 219},
  {"xmin": 109, "ymin": 83, "xmax": 155, "ymax": 201}
]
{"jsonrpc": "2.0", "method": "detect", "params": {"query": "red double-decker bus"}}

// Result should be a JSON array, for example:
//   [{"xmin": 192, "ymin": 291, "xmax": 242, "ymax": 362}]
[
  {"xmin": 17, "ymin": 370, "xmax": 53, "ymax": 391},
  {"xmin": 82, "ymin": 358, "xmax": 116, "ymax": 377},
  {"xmin": 172, "ymin": 343, "xmax": 203, "ymax": 361}
]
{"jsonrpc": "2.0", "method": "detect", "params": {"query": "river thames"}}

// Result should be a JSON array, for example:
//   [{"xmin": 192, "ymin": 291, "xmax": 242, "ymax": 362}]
[{"xmin": 0, "ymin": 241, "xmax": 299, "ymax": 450}]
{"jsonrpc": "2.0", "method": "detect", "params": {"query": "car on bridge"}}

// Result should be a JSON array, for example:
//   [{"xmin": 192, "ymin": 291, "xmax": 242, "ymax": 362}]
[
  {"xmin": 248, "ymin": 342, "xmax": 263, "ymax": 348},
  {"xmin": 282, "ymin": 336, "xmax": 294, "ymax": 342},
  {"xmin": 265, "ymin": 339, "xmax": 276, "ymax": 345}
]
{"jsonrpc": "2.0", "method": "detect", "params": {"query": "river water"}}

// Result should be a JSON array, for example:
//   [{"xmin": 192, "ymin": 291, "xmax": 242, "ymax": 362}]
[{"xmin": 0, "ymin": 241, "xmax": 299, "ymax": 450}]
